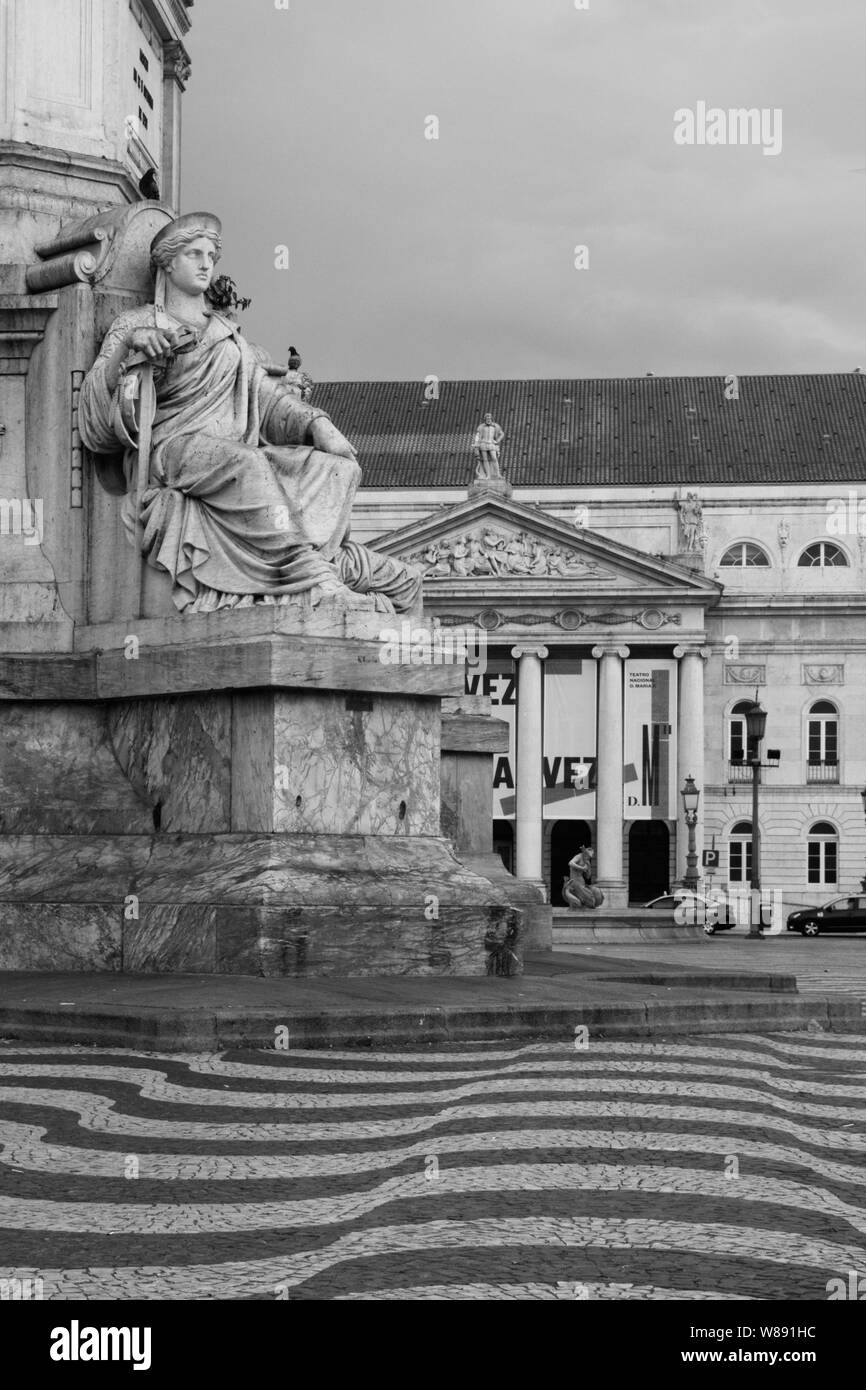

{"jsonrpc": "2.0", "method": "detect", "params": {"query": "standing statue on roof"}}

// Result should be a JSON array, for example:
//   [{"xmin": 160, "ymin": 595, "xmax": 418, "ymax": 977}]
[
  {"xmin": 472, "ymin": 412, "xmax": 505, "ymax": 480},
  {"xmin": 676, "ymin": 490, "xmax": 703, "ymax": 552}
]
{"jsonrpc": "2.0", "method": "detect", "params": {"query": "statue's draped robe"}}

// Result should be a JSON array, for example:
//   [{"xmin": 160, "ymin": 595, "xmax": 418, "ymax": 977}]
[{"xmin": 79, "ymin": 308, "xmax": 420, "ymax": 613}]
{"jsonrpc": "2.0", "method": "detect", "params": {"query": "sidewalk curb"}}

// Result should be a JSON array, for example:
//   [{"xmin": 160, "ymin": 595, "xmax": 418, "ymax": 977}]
[{"xmin": 0, "ymin": 992, "xmax": 861, "ymax": 1052}]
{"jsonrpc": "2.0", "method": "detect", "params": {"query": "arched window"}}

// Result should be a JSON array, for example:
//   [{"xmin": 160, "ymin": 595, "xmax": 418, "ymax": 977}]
[
  {"xmin": 797, "ymin": 542, "xmax": 848, "ymax": 567},
  {"xmin": 807, "ymin": 821, "xmax": 838, "ymax": 885},
  {"xmin": 729, "ymin": 820, "xmax": 753, "ymax": 883},
  {"xmin": 729, "ymin": 701, "xmax": 757, "ymax": 763},
  {"xmin": 807, "ymin": 700, "xmax": 838, "ymax": 782},
  {"xmin": 720, "ymin": 543, "xmax": 771, "ymax": 568}
]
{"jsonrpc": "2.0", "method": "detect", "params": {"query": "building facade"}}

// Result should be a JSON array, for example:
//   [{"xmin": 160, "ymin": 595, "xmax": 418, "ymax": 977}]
[{"xmin": 318, "ymin": 374, "xmax": 866, "ymax": 912}]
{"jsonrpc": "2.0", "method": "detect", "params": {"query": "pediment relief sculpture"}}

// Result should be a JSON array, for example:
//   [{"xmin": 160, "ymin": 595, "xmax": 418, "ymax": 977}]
[{"xmin": 404, "ymin": 526, "xmax": 610, "ymax": 580}]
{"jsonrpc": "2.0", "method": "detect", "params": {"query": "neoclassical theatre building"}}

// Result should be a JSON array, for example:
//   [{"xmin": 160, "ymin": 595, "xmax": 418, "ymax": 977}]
[{"xmin": 318, "ymin": 374, "xmax": 866, "ymax": 911}]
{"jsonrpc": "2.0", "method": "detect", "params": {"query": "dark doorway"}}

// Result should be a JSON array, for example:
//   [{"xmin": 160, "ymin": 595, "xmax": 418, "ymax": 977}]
[
  {"xmin": 628, "ymin": 822, "xmax": 670, "ymax": 904},
  {"xmin": 550, "ymin": 820, "xmax": 592, "ymax": 906},
  {"xmin": 493, "ymin": 819, "xmax": 514, "ymax": 874}
]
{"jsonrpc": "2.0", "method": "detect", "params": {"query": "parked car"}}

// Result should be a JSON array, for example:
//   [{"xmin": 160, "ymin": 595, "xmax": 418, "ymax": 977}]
[
  {"xmin": 787, "ymin": 895, "xmax": 866, "ymax": 937},
  {"xmin": 644, "ymin": 890, "xmax": 735, "ymax": 934}
]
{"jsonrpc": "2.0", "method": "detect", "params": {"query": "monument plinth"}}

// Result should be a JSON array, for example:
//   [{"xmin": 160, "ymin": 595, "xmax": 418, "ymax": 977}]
[
  {"xmin": 0, "ymin": 620, "xmax": 518, "ymax": 976},
  {"xmin": 0, "ymin": 202, "xmax": 528, "ymax": 979}
]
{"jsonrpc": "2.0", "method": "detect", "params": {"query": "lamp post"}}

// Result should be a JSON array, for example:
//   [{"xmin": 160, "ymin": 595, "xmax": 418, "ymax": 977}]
[
  {"xmin": 860, "ymin": 786, "xmax": 866, "ymax": 892},
  {"xmin": 681, "ymin": 774, "xmax": 700, "ymax": 890},
  {"xmin": 744, "ymin": 697, "xmax": 768, "ymax": 938}
]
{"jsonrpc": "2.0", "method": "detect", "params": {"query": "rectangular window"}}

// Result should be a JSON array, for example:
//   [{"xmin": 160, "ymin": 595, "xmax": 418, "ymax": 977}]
[
  {"xmin": 808, "ymin": 841, "xmax": 836, "ymax": 884},
  {"xmin": 825, "ymin": 841, "xmax": 837, "ymax": 884},
  {"xmin": 139, "ymin": 49, "xmax": 149, "ymax": 71},
  {"xmin": 809, "ymin": 720, "xmax": 838, "ymax": 763},
  {"xmin": 730, "ymin": 841, "xmax": 753, "ymax": 884},
  {"xmin": 730, "ymin": 719, "xmax": 745, "ymax": 761}
]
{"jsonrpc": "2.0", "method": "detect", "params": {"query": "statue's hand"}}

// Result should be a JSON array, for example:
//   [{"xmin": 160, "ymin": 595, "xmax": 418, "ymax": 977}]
[
  {"xmin": 126, "ymin": 326, "xmax": 179, "ymax": 364},
  {"xmin": 309, "ymin": 416, "xmax": 357, "ymax": 460}
]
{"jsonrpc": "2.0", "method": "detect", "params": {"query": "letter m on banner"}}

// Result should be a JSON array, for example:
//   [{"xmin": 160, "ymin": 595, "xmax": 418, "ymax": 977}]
[
  {"xmin": 641, "ymin": 722, "xmax": 672, "ymax": 807},
  {"xmin": 642, "ymin": 724, "xmax": 660, "ymax": 806},
  {"xmin": 625, "ymin": 662, "xmax": 677, "ymax": 819}
]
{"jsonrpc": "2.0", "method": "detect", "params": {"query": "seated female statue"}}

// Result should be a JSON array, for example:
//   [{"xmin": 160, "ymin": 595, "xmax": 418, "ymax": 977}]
[{"xmin": 80, "ymin": 211, "xmax": 420, "ymax": 615}]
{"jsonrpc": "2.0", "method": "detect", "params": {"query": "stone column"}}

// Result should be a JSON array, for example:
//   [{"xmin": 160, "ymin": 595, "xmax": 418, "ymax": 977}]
[
  {"xmin": 591, "ymin": 645, "xmax": 629, "ymax": 907},
  {"xmin": 511, "ymin": 644, "xmax": 548, "ymax": 884},
  {"xmin": 673, "ymin": 645, "xmax": 710, "ymax": 884},
  {"xmin": 161, "ymin": 42, "xmax": 192, "ymax": 213}
]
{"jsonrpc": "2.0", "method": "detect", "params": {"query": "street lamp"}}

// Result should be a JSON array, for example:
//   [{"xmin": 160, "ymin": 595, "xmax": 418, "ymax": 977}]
[
  {"xmin": 743, "ymin": 697, "xmax": 767, "ymax": 937},
  {"xmin": 680, "ymin": 774, "xmax": 700, "ymax": 890},
  {"xmin": 744, "ymin": 699, "xmax": 768, "ymax": 749}
]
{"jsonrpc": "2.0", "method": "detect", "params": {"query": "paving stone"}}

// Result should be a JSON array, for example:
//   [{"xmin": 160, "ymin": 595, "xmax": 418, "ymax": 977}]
[{"xmin": 0, "ymin": 1033, "xmax": 864, "ymax": 1299}]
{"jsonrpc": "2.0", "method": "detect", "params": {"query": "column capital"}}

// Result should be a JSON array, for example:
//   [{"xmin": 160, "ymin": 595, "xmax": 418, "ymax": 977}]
[
  {"xmin": 511, "ymin": 644, "xmax": 549, "ymax": 661},
  {"xmin": 164, "ymin": 40, "xmax": 192, "ymax": 90},
  {"xmin": 673, "ymin": 644, "xmax": 711, "ymax": 661},
  {"xmin": 591, "ymin": 644, "xmax": 630, "ymax": 660}
]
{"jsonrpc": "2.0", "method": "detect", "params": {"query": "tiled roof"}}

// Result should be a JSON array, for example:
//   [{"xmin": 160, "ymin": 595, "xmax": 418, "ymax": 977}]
[{"xmin": 313, "ymin": 375, "xmax": 866, "ymax": 488}]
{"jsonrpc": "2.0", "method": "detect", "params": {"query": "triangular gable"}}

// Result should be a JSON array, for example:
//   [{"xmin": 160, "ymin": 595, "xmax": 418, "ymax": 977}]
[{"xmin": 373, "ymin": 494, "xmax": 722, "ymax": 598}]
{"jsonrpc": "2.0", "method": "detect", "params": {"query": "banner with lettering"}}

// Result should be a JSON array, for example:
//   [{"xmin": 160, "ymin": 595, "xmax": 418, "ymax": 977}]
[
  {"xmin": 542, "ymin": 659, "xmax": 597, "ymax": 819},
  {"xmin": 623, "ymin": 660, "xmax": 677, "ymax": 819},
  {"xmin": 465, "ymin": 663, "xmax": 517, "ymax": 819}
]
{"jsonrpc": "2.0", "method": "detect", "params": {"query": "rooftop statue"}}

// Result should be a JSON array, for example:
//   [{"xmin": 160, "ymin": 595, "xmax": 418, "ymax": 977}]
[
  {"xmin": 472, "ymin": 412, "xmax": 505, "ymax": 480},
  {"xmin": 79, "ymin": 212, "xmax": 420, "ymax": 615},
  {"xmin": 676, "ymin": 490, "xmax": 703, "ymax": 553}
]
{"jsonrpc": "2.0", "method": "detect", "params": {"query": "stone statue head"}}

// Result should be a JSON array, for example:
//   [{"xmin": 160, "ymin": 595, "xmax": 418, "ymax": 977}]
[{"xmin": 150, "ymin": 212, "xmax": 223, "ymax": 299}]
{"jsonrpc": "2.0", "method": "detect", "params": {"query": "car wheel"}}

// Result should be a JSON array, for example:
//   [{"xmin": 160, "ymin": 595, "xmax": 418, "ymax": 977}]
[
  {"xmin": 703, "ymin": 922, "xmax": 716, "ymax": 935},
  {"xmin": 803, "ymin": 921, "xmax": 819, "ymax": 937}
]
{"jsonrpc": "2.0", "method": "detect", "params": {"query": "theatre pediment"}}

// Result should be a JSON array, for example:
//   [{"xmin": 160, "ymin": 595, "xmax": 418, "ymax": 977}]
[
  {"xmin": 402, "ymin": 520, "xmax": 614, "ymax": 582},
  {"xmin": 373, "ymin": 495, "xmax": 722, "ymax": 602}
]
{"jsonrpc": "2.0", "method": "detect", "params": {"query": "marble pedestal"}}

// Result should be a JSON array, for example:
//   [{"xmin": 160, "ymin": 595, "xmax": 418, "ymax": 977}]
[
  {"xmin": 440, "ymin": 694, "xmax": 551, "ymax": 951},
  {"xmin": 0, "ymin": 618, "xmax": 521, "ymax": 977}
]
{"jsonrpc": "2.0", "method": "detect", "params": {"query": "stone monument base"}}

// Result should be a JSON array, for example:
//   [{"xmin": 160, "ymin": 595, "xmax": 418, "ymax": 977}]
[
  {"xmin": 553, "ymin": 908, "xmax": 704, "ymax": 943},
  {"xmin": 0, "ymin": 833, "xmax": 517, "ymax": 976},
  {"xmin": 0, "ymin": 614, "xmax": 523, "ymax": 978}
]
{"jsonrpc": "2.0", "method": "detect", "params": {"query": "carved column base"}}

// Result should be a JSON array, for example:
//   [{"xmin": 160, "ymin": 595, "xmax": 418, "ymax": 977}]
[{"xmin": 593, "ymin": 880, "xmax": 630, "ymax": 910}]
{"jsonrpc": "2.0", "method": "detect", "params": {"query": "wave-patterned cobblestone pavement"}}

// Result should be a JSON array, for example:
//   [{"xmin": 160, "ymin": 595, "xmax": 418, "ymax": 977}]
[{"xmin": 0, "ymin": 1033, "xmax": 864, "ymax": 1300}]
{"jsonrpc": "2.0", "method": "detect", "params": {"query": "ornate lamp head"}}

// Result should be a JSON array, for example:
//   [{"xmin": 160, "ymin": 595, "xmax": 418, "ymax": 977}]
[
  {"xmin": 744, "ymin": 699, "xmax": 768, "ymax": 744},
  {"xmin": 681, "ymin": 774, "xmax": 700, "ymax": 816}
]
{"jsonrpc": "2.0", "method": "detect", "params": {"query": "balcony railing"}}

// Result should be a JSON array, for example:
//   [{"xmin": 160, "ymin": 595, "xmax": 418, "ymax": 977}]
[
  {"xmin": 728, "ymin": 761, "xmax": 753, "ymax": 783},
  {"xmin": 806, "ymin": 761, "xmax": 839, "ymax": 784}
]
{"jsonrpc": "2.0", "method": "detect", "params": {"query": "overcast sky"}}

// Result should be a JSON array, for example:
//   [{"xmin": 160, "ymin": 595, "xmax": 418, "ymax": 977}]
[{"xmin": 181, "ymin": 0, "xmax": 866, "ymax": 381}]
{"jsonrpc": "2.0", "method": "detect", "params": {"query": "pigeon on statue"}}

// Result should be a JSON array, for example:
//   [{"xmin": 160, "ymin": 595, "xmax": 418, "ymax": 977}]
[{"xmin": 139, "ymin": 170, "xmax": 160, "ymax": 201}]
